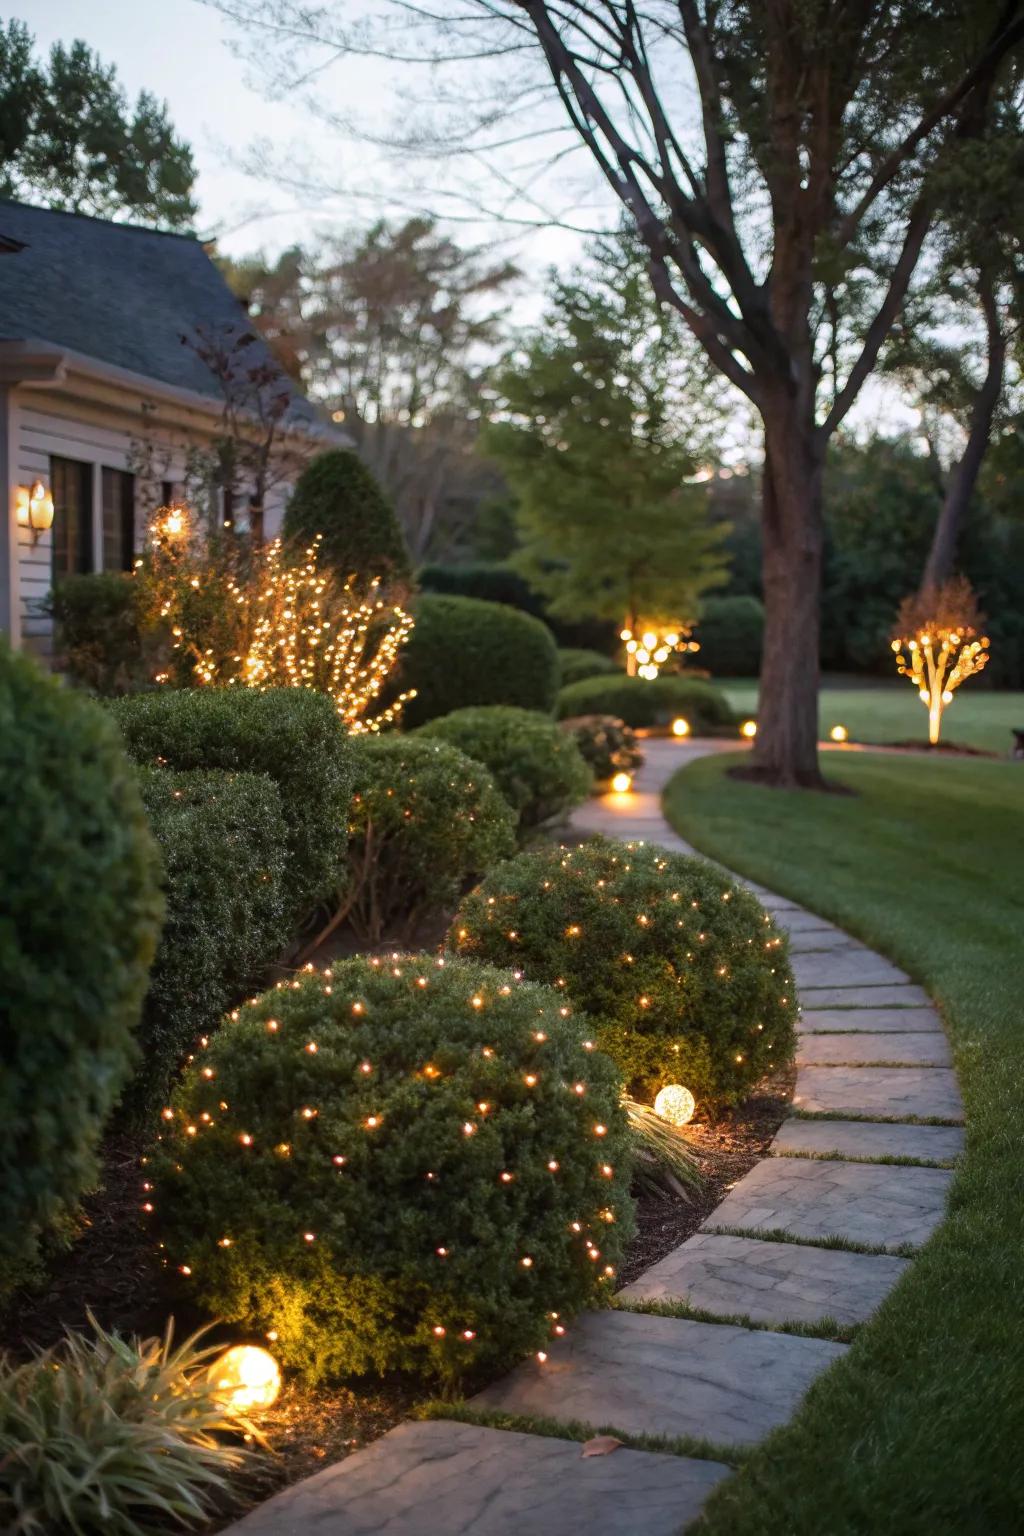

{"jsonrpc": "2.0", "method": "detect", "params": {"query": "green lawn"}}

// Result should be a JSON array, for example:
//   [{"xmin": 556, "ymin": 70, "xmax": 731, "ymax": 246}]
[
  {"xmin": 663, "ymin": 752, "xmax": 1024, "ymax": 1534},
  {"xmin": 719, "ymin": 677, "xmax": 1024, "ymax": 755}
]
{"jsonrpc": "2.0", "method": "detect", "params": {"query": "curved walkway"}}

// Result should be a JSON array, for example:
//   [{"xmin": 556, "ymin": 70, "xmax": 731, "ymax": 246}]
[{"xmin": 226, "ymin": 739, "xmax": 964, "ymax": 1536}]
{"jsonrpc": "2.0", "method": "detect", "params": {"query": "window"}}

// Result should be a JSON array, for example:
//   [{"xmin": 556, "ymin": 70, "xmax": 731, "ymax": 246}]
[
  {"xmin": 101, "ymin": 468, "xmax": 136, "ymax": 571},
  {"xmin": 51, "ymin": 456, "xmax": 93, "ymax": 579}
]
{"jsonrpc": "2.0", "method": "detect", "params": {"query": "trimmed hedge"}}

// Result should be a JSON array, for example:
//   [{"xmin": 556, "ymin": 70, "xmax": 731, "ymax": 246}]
[
  {"xmin": 112, "ymin": 688, "xmax": 354, "ymax": 921},
  {"xmin": 695, "ymin": 596, "xmax": 764, "ymax": 677},
  {"xmin": 417, "ymin": 562, "xmax": 618, "ymax": 653},
  {"xmin": 558, "ymin": 648, "xmax": 620, "ymax": 687},
  {"xmin": 556, "ymin": 674, "xmax": 734, "ymax": 732},
  {"xmin": 450, "ymin": 839, "xmax": 797, "ymax": 1109},
  {"xmin": 401, "ymin": 594, "xmax": 560, "ymax": 727},
  {"xmin": 132, "ymin": 768, "xmax": 290, "ymax": 1117},
  {"xmin": 48, "ymin": 572, "xmax": 147, "ymax": 696},
  {"xmin": 560, "ymin": 714, "xmax": 643, "ymax": 782},
  {"xmin": 282, "ymin": 449, "xmax": 410, "ymax": 583},
  {"xmin": 418, "ymin": 706, "xmax": 592, "ymax": 835},
  {"xmin": 0, "ymin": 643, "xmax": 163, "ymax": 1291},
  {"xmin": 152, "ymin": 956, "xmax": 633, "ymax": 1384},
  {"xmin": 342, "ymin": 737, "xmax": 517, "ymax": 941}
]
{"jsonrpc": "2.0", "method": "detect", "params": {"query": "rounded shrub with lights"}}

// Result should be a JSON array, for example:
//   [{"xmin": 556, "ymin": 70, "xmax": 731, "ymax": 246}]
[
  {"xmin": 418, "ymin": 706, "xmax": 593, "ymax": 836},
  {"xmin": 449, "ymin": 839, "xmax": 797, "ymax": 1110},
  {"xmin": 150, "ymin": 956, "xmax": 633, "ymax": 1385}
]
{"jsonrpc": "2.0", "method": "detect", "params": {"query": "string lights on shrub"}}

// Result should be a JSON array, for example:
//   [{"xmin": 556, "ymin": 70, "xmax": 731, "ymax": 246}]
[{"xmin": 891, "ymin": 578, "xmax": 990, "ymax": 746}]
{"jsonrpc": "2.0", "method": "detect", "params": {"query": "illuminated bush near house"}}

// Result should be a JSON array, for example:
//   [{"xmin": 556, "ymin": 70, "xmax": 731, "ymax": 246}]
[
  {"xmin": 418, "ymin": 705, "xmax": 592, "ymax": 836},
  {"xmin": 449, "ymin": 839, "xmax": 797, "ymax": 1109},
  {"xmin": 151, "ymin": 957, "xmax": 633, "ymax": 1385},
  {"xmin": 335, "ymin": 737, "xmax": 517, "ymax": 944}
]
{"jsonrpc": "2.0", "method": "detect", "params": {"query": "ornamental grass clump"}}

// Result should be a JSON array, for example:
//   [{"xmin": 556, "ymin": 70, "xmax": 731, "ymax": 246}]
[
  {"xmin": 0, "ymin": 1316, "xmax": 254, "ymax": 1536},
  {"xmin": 418, "ymin": 705, "xmax": 593, "ymax": 835},
  {"xmin": 315, "ymin": 737, "xmax": 517, "ymax": 945},
  {"xmin": 449, "ymin": 839, "xmax": 797, "ymax": 1109},
  {"xmin": 151, "ymin": 956, "xmax": 633, "ymax": 1385}
]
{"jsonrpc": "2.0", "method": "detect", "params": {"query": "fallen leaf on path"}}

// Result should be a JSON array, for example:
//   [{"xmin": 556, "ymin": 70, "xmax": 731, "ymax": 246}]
[{"xmin": 581, "ymin": 1435, "xmax": 624, "ymax": 1458}]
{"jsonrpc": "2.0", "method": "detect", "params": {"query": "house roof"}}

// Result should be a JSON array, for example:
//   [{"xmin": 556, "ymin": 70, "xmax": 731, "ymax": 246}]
[{"xmin": 0, "ymin": 201, "xmax": 322, "ymax": 430}]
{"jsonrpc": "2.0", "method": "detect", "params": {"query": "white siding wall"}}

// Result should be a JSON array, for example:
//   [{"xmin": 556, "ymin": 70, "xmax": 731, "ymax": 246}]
[{"xmin": 15, "ymin": 387, "xmax": 293, "ymax": 659}]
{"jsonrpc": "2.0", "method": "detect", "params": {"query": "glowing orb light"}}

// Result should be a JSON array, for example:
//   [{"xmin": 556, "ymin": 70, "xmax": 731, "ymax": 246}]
[
  {"xmin": 671, "ymin": 717, "xmax": 690, "ymax": 738},
  {"xmin": 653, "ymin": 1084, "xmax": 696, "ymax": 1126},
  {"xmin": 610, "ymin": 771, "xmax": 633, "ymax": 794},
  {"xmin": 208, "ymin": 1345, "xmax": 281, "ymax": 1412},
  {"xmin": 829, "ymin": 724, "xmax": 848, "ymax": 743},
  {"xmin": 740, "ymin": 719, "xmax": 757, "ymax": 739}
]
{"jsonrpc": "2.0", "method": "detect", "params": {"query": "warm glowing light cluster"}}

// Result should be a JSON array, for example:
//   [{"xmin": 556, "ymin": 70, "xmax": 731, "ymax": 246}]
[
  {"xmin": 891, "ymin": 579, "xmax": 991, "ymax": 745},
  {"xmin": 620, "ymin": 624, "xmax": 699, "ymax": 680},
  {"xmin": 207, "ymin": 1344, "xmax": 281, "ymax": 1411},
  {"xmin": 653, "ymin": 1083, "xmax": 696, "ymax": 1126}
]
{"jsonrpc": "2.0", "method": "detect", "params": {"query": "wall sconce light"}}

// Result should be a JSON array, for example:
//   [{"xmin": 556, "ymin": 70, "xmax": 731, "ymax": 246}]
[{"xmin": 15, "ymin": 480, "xmax": 55, "ymax": 541}]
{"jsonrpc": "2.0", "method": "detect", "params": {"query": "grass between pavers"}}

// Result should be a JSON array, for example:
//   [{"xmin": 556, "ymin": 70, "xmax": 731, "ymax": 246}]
[
  {"xmin": 786, "ymin": 1106, "xmax": 962, "ymax": 1127},
  {"xmin": 703, "ymin": 1224, "xmax": 918, "ymax": 1260},
  {"xmin": 415, "ymin": 1399, "xmax": 746, "ymax": 1469},
  {"xmin": 718, "ymin": 678, "xmax": 1024, "ymax": 755},
  {"xmin": 663, "ymin": 750, "xmax": 1024, "ymax": 1533},
  {"xmin": 772, "ymin": 1148, "xmax": 957, "ymax": 1170},
  {"xmin": 613, "ymin": 1296, "xmax": 859, "ymax": 1345}
]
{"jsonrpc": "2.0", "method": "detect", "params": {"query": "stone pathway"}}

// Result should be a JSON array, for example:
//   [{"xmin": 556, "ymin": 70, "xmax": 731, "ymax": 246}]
[{"xmin": 223, "ymin": 738, "xmax": 964, "ymax": 1536}]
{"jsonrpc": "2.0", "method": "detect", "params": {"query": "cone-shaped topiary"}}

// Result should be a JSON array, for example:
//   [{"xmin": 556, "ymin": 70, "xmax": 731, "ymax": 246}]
[
  {"xmin": 0, "ymin": 642, "xmax": 163, "ymax": 1293},
  {"xmin": 449, "ymin": 839, "xmax": 797, "ymax": 1110},
  {"xmin": 282, "ymin": 449, "xmax": 411, "ymax": 583},
  {"xmin": 150, "ymin": 956, "xmax": 633, "ymax": 1384},
  {"xmin": 418, "ymin": 705, "xmax": 592, "ymax": 835}
]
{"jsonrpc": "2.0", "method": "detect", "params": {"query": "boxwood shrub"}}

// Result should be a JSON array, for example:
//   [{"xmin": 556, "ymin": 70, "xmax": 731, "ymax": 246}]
[
  {"xmin": 151, "ymin": 956, "xmax": 633, "ymax": 1384},
  {"xmin": 48, "ymin": 572, "xmax": 147, "ymax": 696},
  {"xmin": 400, "ymin": 594, "xmax": 560, "ymax": 726},
  {"xmin": 131, "ymin": 768, "xmax": 290, "ymax": 1117},
  {"xmin": 418, "ymin": 706, "xmax": 592, "ymax": 835},
  {"xmin": 342, "ymin": 737, "xmax": 517, "ymax": 941},
  {"xmin": 282, "ymin": 448, "xmax": 411, "ymax": 583},
  {"xmin": 450, "ymin": 839, "xmax": 797, "ymax": 1109},
  {"xmin": 560, "ymin": 714, "xmax": 644, "ymax": 783},
  {"xmin": 695, "ymin": 595, "xmax": 764, "ymax": 677},
  {"xmin": 556, "ymin": 674, "xmax": 734, "ymax": 732},
  {"xmin": 112, "ymin": 688, "xmax": 353, "ymax": 921},
  {"xmin": 558, "ymin": 648, "xmax": 620, "ymax": 687},
  {"xmin": 0, "ymin": 643, "xmax": 163, "ymax": 1291}
]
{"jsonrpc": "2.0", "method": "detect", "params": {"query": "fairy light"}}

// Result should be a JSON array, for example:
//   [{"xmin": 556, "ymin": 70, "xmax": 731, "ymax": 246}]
[{"xmin": 620, "ymin": 623, "xmax": 699, "ymax": 679}]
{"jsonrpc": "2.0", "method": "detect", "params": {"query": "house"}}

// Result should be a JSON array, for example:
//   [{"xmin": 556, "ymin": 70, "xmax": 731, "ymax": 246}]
[{"xmin": 0, "ymin": 201, "xmax": 341, "ymax": 656}]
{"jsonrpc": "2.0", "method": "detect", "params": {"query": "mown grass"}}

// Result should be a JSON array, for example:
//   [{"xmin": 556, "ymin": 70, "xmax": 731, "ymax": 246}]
[
  {"xmin": 719, "ymin": 677, "xmax": 1024, "ymax": 755},
  {"xmin": 663, "ymin": 751, "xmax": 1024, "ymax": 1534}
]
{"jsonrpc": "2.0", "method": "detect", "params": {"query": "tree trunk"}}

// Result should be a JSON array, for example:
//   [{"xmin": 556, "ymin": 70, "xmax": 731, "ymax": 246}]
[
  {"xmin": 919, "ymin": 270, "xmax": 1005, "ymax": 594},
  {"xmin": 751, "ymin": 398, "xmax": 826, "ymax": 787}
]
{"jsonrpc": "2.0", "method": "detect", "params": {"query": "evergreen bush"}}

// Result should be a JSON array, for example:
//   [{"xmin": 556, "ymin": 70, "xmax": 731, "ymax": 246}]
[
  {"xmin": 450, "ymin": 839, "xmax": 797, "ymax": 1108},
  {"xmin": 132, "ymin": 768, "xmax": 290, "ymax": 1116},
  {"xmin": 0, "ymin": 643, "xmax": 163, "ymax": 1291},
  {"xmin": 152, "ymin": 956, "xmax": 633, "ymax": 1384},
  {"xmin": 695, "ymin": 596, "xmax": 764, "ymax": 676},
  {"xmin": 400, "ymin": 594, "xmax": 560, "ymax": 726},
  {"xmin": 418, "ymin": 706, "xmax": 592, "ymax": 835},
  {"xmin": 556, "ymin": 674, "xmax": 733, "ymax": 732},
  {"xmin": 559, "ymin": 714, "xmax": 644, "ymax": 782},
  {"xmin": 558, "ymin": 648, "xmax": 620, "ymax": 687},
  {"xmin": 341, "ymin": 737, "xmax": 517, "ymax": 941},
  {"xmin": 282, "ymin": 449, "xmax": 410, "ymax": 583},
  {"xmin": 112, "ymin": 688, "xmax": 353, "ymax": 921},
  {"xmin": 48, "ymin": 572, "xmax": 148, "ymax": 695}
]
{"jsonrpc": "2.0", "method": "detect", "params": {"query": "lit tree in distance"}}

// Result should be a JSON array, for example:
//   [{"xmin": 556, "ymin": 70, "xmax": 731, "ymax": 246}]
[{"xmin": 891, "ymin": 579, "xmax": 990, "ymax": 745}]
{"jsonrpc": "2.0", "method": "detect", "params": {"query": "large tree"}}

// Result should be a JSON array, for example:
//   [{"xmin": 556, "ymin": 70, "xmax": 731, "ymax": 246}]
[
  {"xmin": 210, "ymin": 1, "xmax": 1024, "ymax": 785},
  {"xmin": 484, "ymin": 232, "xmax": 730, "ymax": 632},
  {"xmin": 0, "ymin": 19, "xmax": 196, "ymax": 228}
]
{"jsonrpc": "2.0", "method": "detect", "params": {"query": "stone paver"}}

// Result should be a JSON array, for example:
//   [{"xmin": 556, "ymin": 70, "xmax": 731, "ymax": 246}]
[
  {"xmin": 619, "ymin": 1231, "xmax": 908, "ymax": 1326},
  {"xmin": 703, "ymin": 1156, "xmax": 953, "ymax": 1250},
  {"xmin": 472, "ymin": 1310, "xmax": 845, "ymax": 1448},
  {"xmin": 221, "ymin": 1420, "xmax": 731, "ymax": 1535},
  {"xmin": 799, "ymin": 983, "xmax": 932, "ymax": 1009},
  {"xmin": 787, "ymin": 932, "xmax": 865, "ymax": 955},
  {"xmin": 797, "ymin": 1032, "xmax": 952, "ymax": 1067},
  {"xmin": 800, "ymin": 1006, "xmax": 943, "ymax": 1033},
  {"xmin": 791, "ymin": 950, "xmax": 911, "ymax": 988},
  {"xmin": 795, "ymin": 1065, "xmax": 963, "ymax": 1122},
  {"xmin": 772, "ymin": 910, "xmax": 848, "ymax": 936},
  {"xmin": 772, "ymin": 1118, "xmax": 965, "ymax": 1164}
]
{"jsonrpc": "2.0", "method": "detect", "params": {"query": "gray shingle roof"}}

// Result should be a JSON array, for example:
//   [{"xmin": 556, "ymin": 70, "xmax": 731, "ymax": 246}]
[{"xmin": 0, "ymin": 200, "xmax": 319, "ymax": 426}]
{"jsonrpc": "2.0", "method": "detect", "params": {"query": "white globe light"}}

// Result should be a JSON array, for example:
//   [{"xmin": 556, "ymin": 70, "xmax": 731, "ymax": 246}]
[
  {"xmin": 671, "ymin": 717, "xmax": 690, "ymax": 737},
  {"xmin": 208, "ymin": 1345, "xmax": 281, "ymax": 1412},
  {"xmin": 653, "ymin": 1084, "xmax": 696, "ymax": 1126}
]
